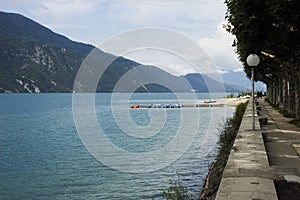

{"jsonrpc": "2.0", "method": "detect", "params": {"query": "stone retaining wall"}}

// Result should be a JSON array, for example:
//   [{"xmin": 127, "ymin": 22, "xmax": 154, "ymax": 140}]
[{"xmin": 215, "ymin": 100, "xmax": 278, "ymax": 200}]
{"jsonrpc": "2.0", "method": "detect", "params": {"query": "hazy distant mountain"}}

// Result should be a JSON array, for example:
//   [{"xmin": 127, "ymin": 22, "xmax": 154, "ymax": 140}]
[
  {"xmin": 184, "ymin": 73, "xmax": 248, "ymax": 92},
  {"xmin": 221, "ymin": 71, "xmax": 265, "ymax": 92},
  {"xmin": 0, "ymin": 11, "xmax": 247, "ymax": 93}
]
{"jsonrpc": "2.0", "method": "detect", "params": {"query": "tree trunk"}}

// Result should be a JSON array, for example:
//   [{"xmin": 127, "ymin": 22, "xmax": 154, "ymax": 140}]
[
  {"xmin": 276, "ymin": 78, "xmax": 283, "ymax": 107},
  {"xmin": 272, "ymin": 80, "xmax": 277, "ymax": 105},
  {"xmin": 282, "ymin": 78, "xmax": 289, "ymax": 111},
  {"xmin": 295, "ymin": 77, "xmax": 300, "ymax": 120},
  {"xmin": 268, "ymin": 81, "xmax": 273, "ymax": 103},
  {"xmin": 289, "ymin": 78, "xmax": 296, "ymax": 114},
  {"xmin": 268, "ymin": 80, "xmax": 274, "ymax": 103}
]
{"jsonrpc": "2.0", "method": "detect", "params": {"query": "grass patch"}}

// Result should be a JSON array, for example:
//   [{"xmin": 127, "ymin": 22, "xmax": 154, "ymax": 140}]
[
  {"xmin": 290, "ymin": 119, "xmax": 300, "ymax": 127},
  {"xmin": 279, "ymin": 109, "xmax": 296, "ymax": 119},
  {"xmin": 265, "ymin": 98, "xmax": 300, "ymax": 127}
]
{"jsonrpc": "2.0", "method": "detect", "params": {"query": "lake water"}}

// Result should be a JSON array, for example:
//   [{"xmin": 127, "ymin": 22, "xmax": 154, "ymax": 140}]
[{"xmin": 0, "ymin": 93, "xmax": 234, "ymax": 199}]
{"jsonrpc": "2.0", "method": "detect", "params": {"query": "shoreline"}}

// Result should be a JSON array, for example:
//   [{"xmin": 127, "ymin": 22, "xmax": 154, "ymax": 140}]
[
  {"xmin": 129, "ymin": 98, "xmax": 249, "ymax": 108},
  {"xmin": 199, "ymin": 101, "xmax": 249, "ymax": 200},
  {"xmin": 201, "ymin": 98, "xmax": 249, "ymax": 106}
]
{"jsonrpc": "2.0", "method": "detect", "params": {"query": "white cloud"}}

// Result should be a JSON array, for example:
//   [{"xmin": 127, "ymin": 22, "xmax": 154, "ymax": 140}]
[
  {"xmin": 99, "ymin": 28, "xmax": 216, "ymax": 76},
  {"xmin": 30, "ymin": 0, "xmax": 96, "ymax": 18},
  {"xmin": 10, "ymin": 0, "xmax": 228, "ymax": 43},
  {"xmin": 233, "ymin": 67, "xmax": 244, "ymax": 72},
  {"xmin": 104, "ymin": 0, "xmax": 225, "ymax": 36},
  {"xmin": 198, "ymin": 20, "xmax": 241, "ymax": 71},
  {"xmin": 217, "ymin": 68, "xmax": 229, "ymax": 74}
]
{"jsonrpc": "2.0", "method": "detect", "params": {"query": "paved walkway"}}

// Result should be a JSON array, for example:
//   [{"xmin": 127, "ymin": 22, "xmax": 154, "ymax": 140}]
[
  {"xmin": 215, "ymin": 98, "xmax": 300, "ymax": 200},
  {"xmin": 258, "ymin": 99, "xmax": 300, "ymax": 173},
  {"xmin": 258, "ymin": 99, "xmax": 300, "ymax": 199}
]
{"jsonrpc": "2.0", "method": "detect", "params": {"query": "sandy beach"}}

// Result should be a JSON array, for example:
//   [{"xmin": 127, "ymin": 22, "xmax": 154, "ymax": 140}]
[
  {"xmin": 130, "ymin": 98, "xmax": 250, "ymax": 108},
  {"xmin": 202, "ymin": 98, "xmax": 249, "ymax": 106}
]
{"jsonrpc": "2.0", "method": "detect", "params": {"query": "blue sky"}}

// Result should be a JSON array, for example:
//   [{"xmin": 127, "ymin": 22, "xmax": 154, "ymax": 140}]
[{"xmin": 0, "ymin": 0, "xmax": 243, "ymax": 74}]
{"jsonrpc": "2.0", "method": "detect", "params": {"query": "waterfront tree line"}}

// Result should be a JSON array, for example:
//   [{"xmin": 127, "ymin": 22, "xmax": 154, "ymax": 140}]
[{"xmin": 224, "ymin": 0, "xmax": 300, "ymax": 119}]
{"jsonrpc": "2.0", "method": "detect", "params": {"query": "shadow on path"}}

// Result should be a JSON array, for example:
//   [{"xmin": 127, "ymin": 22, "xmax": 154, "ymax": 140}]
[{"xmin": 258, "ymin": 99, "xmax": 300, "ymax": 200}]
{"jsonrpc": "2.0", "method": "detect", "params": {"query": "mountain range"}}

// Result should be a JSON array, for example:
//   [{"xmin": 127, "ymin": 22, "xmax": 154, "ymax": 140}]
[{"xmin": 0, "ymin": 11, "xmax": 249, "ymax": 93}]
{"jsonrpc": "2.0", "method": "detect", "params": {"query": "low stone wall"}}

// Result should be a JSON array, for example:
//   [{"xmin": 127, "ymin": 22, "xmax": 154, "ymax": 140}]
[{"xmin": 215, "ymin": 100, "xmax": 278, "ymax": 200}]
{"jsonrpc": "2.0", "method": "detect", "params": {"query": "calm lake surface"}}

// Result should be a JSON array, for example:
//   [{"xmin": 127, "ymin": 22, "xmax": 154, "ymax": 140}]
[{"xmin": 0, "ymin": 93, "xmax": 234, "ymax": 199}]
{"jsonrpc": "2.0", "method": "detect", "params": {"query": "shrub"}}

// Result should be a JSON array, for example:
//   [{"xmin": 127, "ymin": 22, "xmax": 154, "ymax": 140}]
[
  {"xmin": 237, "ymin": 91, "xmax": 251, "ymax": 98},
  {"xmin": 200, "ymin": 101, "xmax": 248, "ymax": 200},
  {"xmin": 226, "ymin": 92, "xmax": 235, "ymax": 98},
  {"xmin": 161, "ymin": 173, "xmax": 192, "ymax": 200}
]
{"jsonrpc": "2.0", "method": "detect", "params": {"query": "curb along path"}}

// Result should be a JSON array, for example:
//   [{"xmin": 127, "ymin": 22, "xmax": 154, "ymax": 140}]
[
  {"xmin": 215, "ymin": 98, "xmax": 300, "ymax": 200},
  {"xmin": 215, "ymin": 99, "xmax": 277, "ymax": 200}
]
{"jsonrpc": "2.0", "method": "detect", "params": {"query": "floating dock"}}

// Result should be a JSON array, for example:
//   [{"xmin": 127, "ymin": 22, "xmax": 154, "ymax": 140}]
[{"xmin": 129, "ymin": 103, "xmax": 225, "ymax": 108}]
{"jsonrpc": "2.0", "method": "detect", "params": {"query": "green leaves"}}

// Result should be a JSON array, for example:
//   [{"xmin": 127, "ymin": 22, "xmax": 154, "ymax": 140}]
[
  {"xmin": 224, "ymin": 0, "xmax": 300, "ymax": 82},
  {"xmin": 161, "ymin": 172, "xmax": 192, "ymax": 200}
]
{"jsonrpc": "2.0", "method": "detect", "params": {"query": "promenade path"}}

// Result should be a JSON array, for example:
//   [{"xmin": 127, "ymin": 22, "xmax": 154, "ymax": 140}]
[
  {"xmin": 258, "ymin": 99, "xmax": 300, "ymax": 200},
  {"xmin": 215, "ymin": 98, "xmax": 300, "ymax": 200}
]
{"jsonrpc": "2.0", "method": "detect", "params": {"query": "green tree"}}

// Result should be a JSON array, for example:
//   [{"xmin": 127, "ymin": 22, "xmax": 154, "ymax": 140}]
[{"xmin": 224, "ymin": 0, "xmax": 300, "ymax": 119}]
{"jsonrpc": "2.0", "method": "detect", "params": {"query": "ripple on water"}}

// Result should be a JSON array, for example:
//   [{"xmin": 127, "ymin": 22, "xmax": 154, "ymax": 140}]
[{"xmin": 0, "ymin": 93, "xmax": 234, "ymax": 199}]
